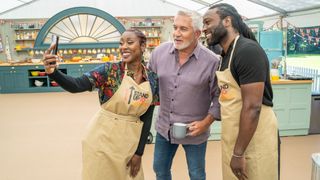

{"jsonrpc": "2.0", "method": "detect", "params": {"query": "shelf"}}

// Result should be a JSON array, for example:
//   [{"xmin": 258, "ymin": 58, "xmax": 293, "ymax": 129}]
[
  {"xmin": 14, "ymin": 28, "xmax": 41, "ymax": 31},
  {"xmin": 146, "ymin": 36, "xmax": 160, "ymax": 38},
  {"xmin": 28, "ymin": 76, "xmax": 48, "ymax": 79},
  {"xmin": 15, "ymin": 48, "xmax": 33, "ymax": 52},
  {"xmin": 30, "ymin": 86, "xmax": 48, "ymax": 89},
  {"xmin": 15, "ymin": 39, "xmax": 36, "ymax": 41},
  {"xmin": 131, "ymin": 26, "xmax": 162, "ymax": 28}
]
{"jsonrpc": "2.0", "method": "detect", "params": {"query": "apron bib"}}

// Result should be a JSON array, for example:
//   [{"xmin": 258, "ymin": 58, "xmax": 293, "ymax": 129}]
[
  {"xmin": 216, "ymin": 36, "xmax": 278, "ymax": 180},
  {"xmin": 82, "ymin": 64, "xmax": 152, "ymax": 180}
]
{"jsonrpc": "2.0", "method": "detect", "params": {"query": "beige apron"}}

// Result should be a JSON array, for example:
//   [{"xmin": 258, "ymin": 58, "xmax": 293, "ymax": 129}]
[
  {"xmin": 216, "ymin": 36, "xmax": 278, "ymax": 180},
  {"xmin": 82, "ymin": 65, "xmax": 153, "ymax": 180}
]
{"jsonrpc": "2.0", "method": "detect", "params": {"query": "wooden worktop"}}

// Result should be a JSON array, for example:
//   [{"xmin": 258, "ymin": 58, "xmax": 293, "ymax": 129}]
[{"xmin": 271, "ymin": 79, "xmax": 313, "ymax": 84}]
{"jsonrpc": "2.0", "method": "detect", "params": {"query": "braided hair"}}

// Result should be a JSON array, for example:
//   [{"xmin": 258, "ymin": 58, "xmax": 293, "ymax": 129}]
[
  {"xmin": 125, "ymin": 28, "xmax": 147, "ymax": 46},
  {"xmin": 209, "ymin": 3, "xmax": 257, "ymax": 42}
]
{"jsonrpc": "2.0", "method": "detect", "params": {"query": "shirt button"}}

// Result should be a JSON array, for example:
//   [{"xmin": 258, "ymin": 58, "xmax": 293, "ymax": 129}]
[
  {"xmin": 170, "ymin": 111, "xmax": 173, "ymax": 113},
  {"xmin": 171, "ymin": 99, "xmax": 174, "ymax": 101},
  {"xmin": 174, "ymin": 86, "xmax": 177, "ymax": 88},
  {"xmin": 177, "ymin": 73, "xmax": 180, "ymax": 76}
]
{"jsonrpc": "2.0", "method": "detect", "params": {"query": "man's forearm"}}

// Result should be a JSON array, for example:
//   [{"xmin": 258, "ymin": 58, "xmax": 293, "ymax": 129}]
[
  {"xmin": 233, "ymin": 105, "xmax": 261, "ymax": 156},
  {"xmin": 203, "ymin": 113, "xmax": 215, "ymax": 126}
]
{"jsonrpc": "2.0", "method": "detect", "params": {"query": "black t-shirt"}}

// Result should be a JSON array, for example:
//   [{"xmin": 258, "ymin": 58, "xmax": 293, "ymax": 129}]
[{"xmin": 220, "ymin": 36, "xmax": 273, "ymax": 106}]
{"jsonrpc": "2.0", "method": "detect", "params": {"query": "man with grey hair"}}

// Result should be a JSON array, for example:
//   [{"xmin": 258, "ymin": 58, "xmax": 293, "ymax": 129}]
[{"xmin": 148, "ymin": 10, "xmax": 220, "ymax": 180}]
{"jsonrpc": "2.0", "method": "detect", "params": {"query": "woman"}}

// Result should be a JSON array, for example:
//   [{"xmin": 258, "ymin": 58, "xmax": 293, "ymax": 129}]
[{"xmin": 43, "ymin": 29, "xmax": 159, "ymax": 180}]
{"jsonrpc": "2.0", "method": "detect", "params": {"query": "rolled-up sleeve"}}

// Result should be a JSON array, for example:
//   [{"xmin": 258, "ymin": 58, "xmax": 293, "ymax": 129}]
[
  {"xmin": 208, "ymin": 59, "xmax": 221, "ymax": 120},
  {"xmin": 147, "ymin": 51, "xmax": 157, "ymax": 73}
]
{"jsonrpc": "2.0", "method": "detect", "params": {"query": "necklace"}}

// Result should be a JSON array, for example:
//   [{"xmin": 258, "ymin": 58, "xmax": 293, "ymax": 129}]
[
  {"xmin": 133, "ymin": 73, "xmax": 142, "ymax": 80},
  {"xmin": 127, "ymin": 68, "xmax": 143, "ymax": 80},
  {"xmin": 126, "ymin": 63, "xmax": 146, "ymax": 81}
]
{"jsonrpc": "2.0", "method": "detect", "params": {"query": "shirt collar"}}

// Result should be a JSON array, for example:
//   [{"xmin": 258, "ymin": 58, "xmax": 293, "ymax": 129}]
[{"xmin": 169, "ymin": 42, "xmax": 201, "ymax": 60}]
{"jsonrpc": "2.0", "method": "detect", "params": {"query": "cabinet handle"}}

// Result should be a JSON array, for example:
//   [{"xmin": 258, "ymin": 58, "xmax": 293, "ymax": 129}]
[
  {"xmin": 79, "ymin": 65, "xmax": 83, "ymax": 67},
  {"xmin": 11, "ymin": 67, "xmax": 15, "ymax": 70},
  {"xmin": 314, "ymin": 98, "xmax": 320, "ymax": 101},
  {"xmin": 13, "ymin": 71, "xmax": 16, "ymax": 73},
  {"xmin": 35, "ymin": 66, "xmax": 38, "ymax": 69}
]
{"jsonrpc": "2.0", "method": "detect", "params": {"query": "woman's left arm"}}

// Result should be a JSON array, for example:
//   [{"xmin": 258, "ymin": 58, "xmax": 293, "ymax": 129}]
[
  {"xmin": 127, "ymin": 105, "xmax": 155, "ymax": 177},
  {"xmin": 135, "ymin": 105, "xmax": 155, "ymax": 156}
]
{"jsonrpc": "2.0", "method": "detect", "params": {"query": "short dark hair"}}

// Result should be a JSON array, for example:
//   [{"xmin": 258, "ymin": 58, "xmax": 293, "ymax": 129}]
[
  {"xmin": 125, "ymin": 28, "xmax": 147, "ymax": 46},
  {"xmin": 209, "ymin": 3, "xmax": 257, "ymax": 42}
]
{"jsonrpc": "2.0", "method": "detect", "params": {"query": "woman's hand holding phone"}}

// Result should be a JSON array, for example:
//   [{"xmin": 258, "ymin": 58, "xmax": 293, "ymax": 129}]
[
  {"xmin": 43, "ymin": 35, "xmax": 59, "ymax": 74},
  {"xmin": 43, "ymin": 51, "xmax": 58, "ymax": 74}
]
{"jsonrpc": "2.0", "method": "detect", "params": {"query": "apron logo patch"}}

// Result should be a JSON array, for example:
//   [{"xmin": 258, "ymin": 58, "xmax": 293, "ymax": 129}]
[
  {"xmin": 127, "ymin": 86, "xmax": 150, "ymax": 106},
  {"xmin": 219, "ymin": 83, "xmax": 233, "ymax": 101}
]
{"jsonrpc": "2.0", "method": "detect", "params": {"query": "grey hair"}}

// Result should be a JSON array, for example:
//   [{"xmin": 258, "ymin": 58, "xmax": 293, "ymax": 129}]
[{"xmin": 176, "ymin": 10, "xmax": 202, "ymax": 31}]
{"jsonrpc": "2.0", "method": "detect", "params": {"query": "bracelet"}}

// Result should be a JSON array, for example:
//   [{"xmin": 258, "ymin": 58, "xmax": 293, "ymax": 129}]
[{"xmin": 232, "ymin": 153, "xmax": 244, "ymax": 158}]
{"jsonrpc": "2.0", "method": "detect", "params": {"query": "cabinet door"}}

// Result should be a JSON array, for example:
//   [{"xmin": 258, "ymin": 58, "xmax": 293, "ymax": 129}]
[
  {"xmin": 0, "ymin": 70, "xmax": 15, "ymax": 91},
  {"xmin": 272, "ymin": 83, "xmax": 312, "ymax": 136},
  {"xmin": 82, "ymin": 64, "xmax": 102, "ymax": 72},
  {"xmin": 67, "ymin": 65, "xmax": 83, "ymax": 77},
  {"xmin": 67, "ymin": 64, "xmax": 103, "ymax": 77},
  {"xmin": 13, "ymin": 69, "xmax": 28, "ymax": 89},
  {"xmin": 0, "ymin": 68, "xmax": 28, "ymax": 93}
]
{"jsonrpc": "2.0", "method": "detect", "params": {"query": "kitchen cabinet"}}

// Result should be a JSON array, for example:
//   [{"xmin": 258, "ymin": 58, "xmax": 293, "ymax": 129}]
[
  {"xmin": 0, "ymin": 63, "xmax": 104, "ymax": 93},
  {"xmin": 0, "ymin": 66, "xmax": 28, "ymax": 93},
  {"xmin": 67, "ymin": 64, "xmax": 102, "ymax": 77},
  {"xmin": 260, "ymin": 31, "xmax": 284, "ymax": 64},
  {"xmin": 26, "ymin": 64, "xmax": 66, "ymax": 92},
  {"xmin": 272, "ymin": 80, "xmax": 312, "ymax": 136}
]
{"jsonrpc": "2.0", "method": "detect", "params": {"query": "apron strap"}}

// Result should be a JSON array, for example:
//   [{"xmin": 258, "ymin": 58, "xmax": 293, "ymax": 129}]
[{"xmin": 227, "ymin": 35, "xmax": 240, "ymax": 69}]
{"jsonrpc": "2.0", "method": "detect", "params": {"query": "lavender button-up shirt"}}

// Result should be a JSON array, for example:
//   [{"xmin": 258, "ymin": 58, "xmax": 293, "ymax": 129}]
[{"xmin": 148, "ymin": 42, "xmax": 221, "ymax": 144}]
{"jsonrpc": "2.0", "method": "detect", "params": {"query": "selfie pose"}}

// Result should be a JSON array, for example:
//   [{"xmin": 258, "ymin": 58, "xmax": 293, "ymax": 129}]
[
  {"xmin": 203, "ymin": 3, "xmax": 279, "ymax": 180},
  {"xmin": 43, "ymin": 29, "xmax": 159, "ymax": 180}
]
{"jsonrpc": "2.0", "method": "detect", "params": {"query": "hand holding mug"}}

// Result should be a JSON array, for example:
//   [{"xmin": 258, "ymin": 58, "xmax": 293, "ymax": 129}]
[{"xmin": 172, "ymin": 123, "xmax": 188, "ymax": 139}]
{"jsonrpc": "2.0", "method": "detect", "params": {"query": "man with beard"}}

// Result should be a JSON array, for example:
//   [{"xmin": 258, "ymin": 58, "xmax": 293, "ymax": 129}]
[
  {"xmin": 148, "ymin": 10, "xmax": 220, "ymax": 180},
  {"xmin": 203, "ymin": 3, "xmax": 279, "ymax": 180}
]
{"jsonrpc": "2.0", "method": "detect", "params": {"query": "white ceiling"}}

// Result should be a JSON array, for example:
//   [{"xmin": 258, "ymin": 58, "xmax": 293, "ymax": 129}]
[
  {"xmin": 0, "ymin": 0, "xmax": 34, "ymax": 15},
  {"xmin": 0, "ymin": 0, "xmax": 320, "ymax": 19},
  {"xmin": 165, "ymin": 0, "xmax": 320, "ymax": 19}
]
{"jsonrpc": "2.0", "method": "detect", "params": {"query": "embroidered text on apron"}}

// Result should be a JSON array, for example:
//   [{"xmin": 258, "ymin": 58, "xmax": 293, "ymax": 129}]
[
  {"xmin": 216, "ymin": 36, "xmax": 278, "ymax": 180},
  {"xmin": 82, "ymin": 64, "xmax": 153, "ymax": 180}
]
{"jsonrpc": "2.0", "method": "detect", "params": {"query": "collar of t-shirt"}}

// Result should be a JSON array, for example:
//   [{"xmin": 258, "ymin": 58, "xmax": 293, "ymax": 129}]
[{"xmin": 221, "ymin": 36, "xmax": 240, "ymax": 57}]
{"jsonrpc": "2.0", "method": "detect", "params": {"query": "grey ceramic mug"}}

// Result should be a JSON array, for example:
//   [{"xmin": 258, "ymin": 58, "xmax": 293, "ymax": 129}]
[{"xmin": 173, "ymin": 122, "xmax": 188, "ymax": 139}]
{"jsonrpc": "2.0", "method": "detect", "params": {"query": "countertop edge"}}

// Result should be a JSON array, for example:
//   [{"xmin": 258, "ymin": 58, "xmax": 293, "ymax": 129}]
[{"xmin": 271, "ymin": 80, "xmax": 313, "ymax": 84}]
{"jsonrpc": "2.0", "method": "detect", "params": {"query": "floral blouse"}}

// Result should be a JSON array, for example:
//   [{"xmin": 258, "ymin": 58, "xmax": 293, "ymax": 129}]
[{"xmin": 84, "ymin": 61, "xmax": 159, "ymax": 105}]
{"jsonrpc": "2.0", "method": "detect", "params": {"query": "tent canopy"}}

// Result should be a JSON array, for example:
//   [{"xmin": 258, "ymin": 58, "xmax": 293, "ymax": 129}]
[{"xmin": 0, "ymin": 0, "xmax": 319, "ymax": 19}]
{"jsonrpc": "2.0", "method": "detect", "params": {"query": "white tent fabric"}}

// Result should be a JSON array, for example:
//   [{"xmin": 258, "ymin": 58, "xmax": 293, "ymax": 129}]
[
  {"xmin": 0, "ymin": 0, "xmax": 34, "ymax": 16},
  {"xmin": 0, "ymin": 0, "xmax": 183, "ymax": 19},
  {"xmin": 0, "ymin": 0, "xmax": 319, "ymax": 21}
]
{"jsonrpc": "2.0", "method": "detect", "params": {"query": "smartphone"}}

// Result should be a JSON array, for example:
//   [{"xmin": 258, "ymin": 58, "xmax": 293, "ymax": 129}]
[{"xmin": 50, "ymin": 35, "xmax": 59, "ymax": 65}]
